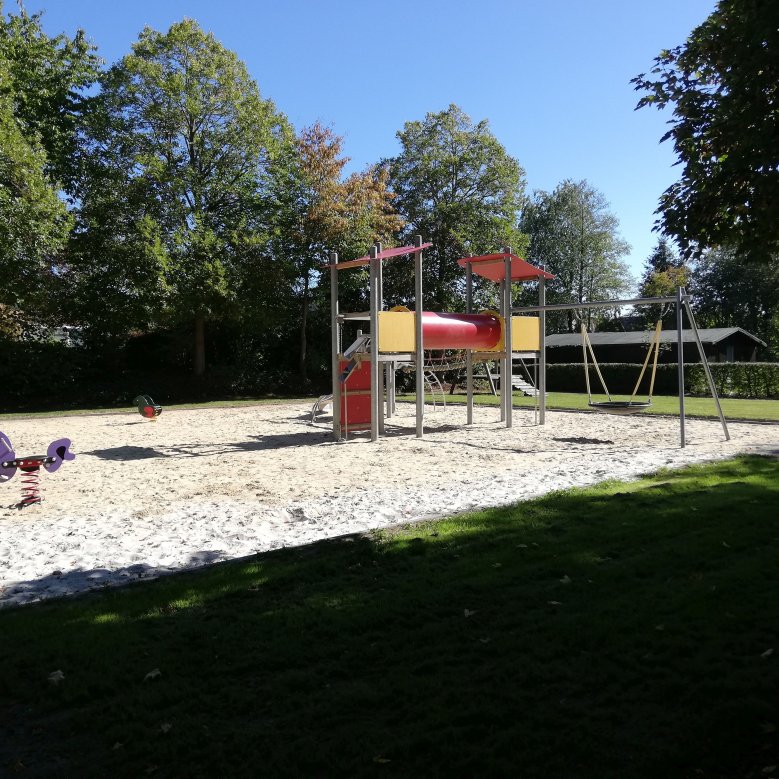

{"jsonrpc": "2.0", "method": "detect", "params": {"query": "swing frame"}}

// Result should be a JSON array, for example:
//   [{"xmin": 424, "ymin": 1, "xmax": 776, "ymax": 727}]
[
  {"xmin": 512, "ymin": 286, "xmax": 730, "ymax": 448},
  {"xmin": 581, "ymin": 320, "xmax": 663, "ymax": 414}
]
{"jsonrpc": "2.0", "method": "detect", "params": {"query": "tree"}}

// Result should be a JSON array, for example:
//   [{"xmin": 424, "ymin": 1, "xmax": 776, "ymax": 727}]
[
  {"xmin": 520, "ymin": 180, "xmax": 632, "ymax": 332},
  {"xmin": 690, "ymin": 247, "xmax": 779, "ymax": 358},
  {"xmin": 632, "ymin": 0, "xmax": 779, "ymax": 261},
  {"xmin": 637, "ymin": 238, "xmax": 688, "ymax": 325},
  {"xmin": 70, "ymin": 19, "xmax": 292, "ymax": 374},
  {"xmin": 0, "ymin": 2, "xmax": 101, "ymax": 192},
  {"xmin": 0, "ymin": 2, "xmax": 100, "ymax": 330},
  {"xmin": 0, "ymin": 29, "xmax": 71, "ymax": 325},
  {"xmin": 270, "ymin": 123, "xmax": 402, "ymax": 381},
  {"xmin": 388, "ymin": 104, "xmax": 527, "ymax": 310}
]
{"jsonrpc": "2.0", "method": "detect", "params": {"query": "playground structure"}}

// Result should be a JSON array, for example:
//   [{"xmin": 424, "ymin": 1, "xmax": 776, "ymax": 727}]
[
  {"xmin": 325, "ymin": 239, "xmax": 730, "ymax": 449},
  {"xmin": 326, "ymin": 238, "xmax": 553, "ymax": 441},
  {"xmin": 134, "ymin": 394, "xmax": 162, "ymax": 421},
  {"xmin": 0, "ymin": 431, "xmax": 75, "ymax": 508}
]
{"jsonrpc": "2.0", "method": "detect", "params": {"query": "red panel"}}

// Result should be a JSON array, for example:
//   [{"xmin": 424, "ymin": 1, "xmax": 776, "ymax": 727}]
[
  {"xmin": 339, "ymin": 359, "xmax": 372, "ymax": 428},
  {"xmin": 456, "ymin": 253, "xmax": 555, "ymax": 282},
  {"xmin": 421, "ymin": 312, "xmax": 501, "ymax": 350}
]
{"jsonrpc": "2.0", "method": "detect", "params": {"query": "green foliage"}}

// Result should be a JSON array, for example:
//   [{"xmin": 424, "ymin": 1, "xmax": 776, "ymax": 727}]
[
  {"xmin": 0, "ymin": 53, "xmax": 71, "ymax": 314},
  {"xmin": 388, "ymin": 104, "xmax": 527, "ymax": 310},
  {"xmin": 0, "ymin": 2, "xmax": 100, "ymax": 191},
  {"xmin": 546, "ymin": 361, "xmax": 779, "ymax": 398},
  {"xmin": 68, "ymin": 19, "xmax": 293, "ymax": 368},
  {"xmin": 632, "ymin": 0, "xmax": 779, "ymax": 261},
  {"xmin": 521, "ymin": 179, "xmax": 632, "ymax": 332},
  {"xmin": 690, "ymin": 247, "xmax": 779, "ymax": 359}
]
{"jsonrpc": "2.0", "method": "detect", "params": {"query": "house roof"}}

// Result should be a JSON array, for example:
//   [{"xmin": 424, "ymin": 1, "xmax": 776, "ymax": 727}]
[{"xmin": 546, "ymin": 327, "xmax": 766, "ymax": 348}]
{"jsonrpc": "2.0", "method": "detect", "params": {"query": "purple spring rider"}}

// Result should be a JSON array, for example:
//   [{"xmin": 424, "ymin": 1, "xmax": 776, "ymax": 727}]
[{"xmin": 0, "ymin": 431, "xmax": 75, "ymax": 508}]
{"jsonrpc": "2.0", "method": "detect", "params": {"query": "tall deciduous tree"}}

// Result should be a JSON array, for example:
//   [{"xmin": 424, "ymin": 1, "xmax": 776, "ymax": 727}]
[
  {"xmin": 0, "ymin": 57, "xmax": 70, "ymax": 311},
  {"xmin": 632, "ymin": 0, "xmax": 779, "ymax": 261},
  {"xmin": 70, "ymin": 19, "xmax": 291, "ymax": 374},
  {"xmin": 0, "ymin": 2, "xmax": 99, "ymax": 330},
  {"xmin": 520, "ymin": 180, "xmax": 632, "ymax": 332},
  {"xmin": 0, "ymin": 2, "xmax": 101, "ymax": 192},
  {"xmin": 388, "ymin": 104, "xmax": 527, "ymax": 310},
  {"xmin": 274, "ymin": 123, "xmax": 402, "ymax": 381}
]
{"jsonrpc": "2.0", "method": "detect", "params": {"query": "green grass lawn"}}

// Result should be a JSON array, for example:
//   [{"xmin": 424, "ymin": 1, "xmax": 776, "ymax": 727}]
[
  {"xmin": 2, "ymin": 456, "xmax": 779, "ymax": 777},
  {"xmin": 401, "ymin": 390, "xmax": 779, "ymax": 422}
]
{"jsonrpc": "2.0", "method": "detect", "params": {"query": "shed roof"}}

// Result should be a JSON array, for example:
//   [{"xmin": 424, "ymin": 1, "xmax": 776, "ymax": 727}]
[{"xmin": 546, "ymin": 327, "xmax": 766, "ymax": 348}]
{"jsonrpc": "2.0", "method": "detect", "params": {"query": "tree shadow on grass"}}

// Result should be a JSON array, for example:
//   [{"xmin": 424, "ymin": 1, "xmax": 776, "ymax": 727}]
[{"xmin": 1, "ymin": 456, "xmax": 778, "ymax": 778}]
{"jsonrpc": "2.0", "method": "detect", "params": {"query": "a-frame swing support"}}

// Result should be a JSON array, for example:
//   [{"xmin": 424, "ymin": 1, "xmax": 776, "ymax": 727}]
[{"xmin": 513, "ymin": 289, "xmax": 730, "ymax": 448}]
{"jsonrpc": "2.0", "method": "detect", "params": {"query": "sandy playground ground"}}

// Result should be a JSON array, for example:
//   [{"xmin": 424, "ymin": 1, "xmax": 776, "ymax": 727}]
[{"xmin": 1, "ymin": 401, "xmax": 777, "ymax": 608}]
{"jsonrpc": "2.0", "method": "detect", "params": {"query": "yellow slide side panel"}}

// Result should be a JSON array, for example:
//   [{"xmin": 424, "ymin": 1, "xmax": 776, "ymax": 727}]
[
  {"xmin": 378, "ymin": 310, "xmax": 415, "ymax": 352},
  {"xmin": 511, "ymin": 316, "xmax": 541, "ymax": 351}
]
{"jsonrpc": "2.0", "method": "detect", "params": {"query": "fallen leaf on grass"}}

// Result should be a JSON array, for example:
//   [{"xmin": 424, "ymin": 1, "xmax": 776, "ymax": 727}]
[
  {"xmin": 48, "ymin": 670, "xmax": 64, "ymax": 685},
  {"xmin": 144, "ymin": 668, "xmax": 161, "ymax": 681}
]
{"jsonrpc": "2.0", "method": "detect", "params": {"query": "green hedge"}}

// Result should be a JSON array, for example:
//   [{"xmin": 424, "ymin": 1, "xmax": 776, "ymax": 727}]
[
  {"xmin": 0, "ymin": 339, "xmax": 309, "ymax": 412},
  {"xmin": 547, "ymin": 362, "xmax": 779, "ymax": 399}
]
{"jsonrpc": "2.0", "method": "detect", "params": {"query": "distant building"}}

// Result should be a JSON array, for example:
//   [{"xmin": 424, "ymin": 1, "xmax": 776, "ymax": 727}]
[{"xmin": 546, "ymin": 327, "xmax": 765, "ymax": 364}]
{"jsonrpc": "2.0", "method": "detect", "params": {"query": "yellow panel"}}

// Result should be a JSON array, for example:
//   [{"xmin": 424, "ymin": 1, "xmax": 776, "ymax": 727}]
[
  {"xmin": 378, "ymin": 311, "xmax": 415, "ymax": 352},
  {"xmin": 511, "ymin": 316, "xmax": 541, "ymax": 351}
]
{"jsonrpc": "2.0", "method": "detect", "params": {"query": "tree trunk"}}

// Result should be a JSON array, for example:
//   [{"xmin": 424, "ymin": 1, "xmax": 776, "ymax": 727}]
[
  {"xmin": 299, "ymin": 274, "xmax": 309, "ymax": 381},
  {"xmin": 194, "ymin": 313, "xmax": 206, "ymax": 377}
]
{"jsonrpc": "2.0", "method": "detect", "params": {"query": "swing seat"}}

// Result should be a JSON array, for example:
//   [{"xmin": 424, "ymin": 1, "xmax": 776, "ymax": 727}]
[{"xmin": 588, "ymin": 400, "xmax": 651, "ymax": 415}]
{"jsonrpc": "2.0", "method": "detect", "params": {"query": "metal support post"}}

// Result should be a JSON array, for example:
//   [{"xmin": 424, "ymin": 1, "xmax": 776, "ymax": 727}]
[
  {"xmin": 466, "ymin": 260, "xmax": 474, "ymax": 425},
  {"xmin": 676, "ymin": 286, "xmax": 686, "ymax": 448},
  {"xmin": 370, "ymin": 245, "xmax": 380, "ymax": 442},
  {"xmin": 414, "ymin": 235, "xmax": 425, "ymax": 438},
  {"xmin": 682, "ymin": 289, "xmax": 730, "ymax": 441},
  {"xmin": 503, "ymin": 247, "xmax": 513, "ymax": 429},
  {"xmin": 499, "ymin": 278, "xmax": 506, "ymax": 422},
  {"xmin": 376, "ymin": 242, "xmax": 385, "ymax": 434},
  {"xmin": 330, "ymin": 251, "xmax": 341, "ymax": 441},
  {"xmin": 539, "ymin": 270, "xmax": 547, "ymax": 425}
]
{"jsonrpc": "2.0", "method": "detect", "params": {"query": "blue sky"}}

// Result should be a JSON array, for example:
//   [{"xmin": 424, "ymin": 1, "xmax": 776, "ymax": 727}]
[{"xmin": 37, "ymin": 0, "xmax": 715, "ymax": 286}]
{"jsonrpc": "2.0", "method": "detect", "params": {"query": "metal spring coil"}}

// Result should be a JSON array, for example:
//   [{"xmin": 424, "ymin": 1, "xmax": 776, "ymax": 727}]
[{"xmin": 19, "ymin": 466, "xmax": 42, "ymax": 507}]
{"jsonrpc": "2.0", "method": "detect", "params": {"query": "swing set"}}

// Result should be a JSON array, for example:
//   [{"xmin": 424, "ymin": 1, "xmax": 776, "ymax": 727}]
[{"xmin": 580, "ymin": 320, "xmax": 663, "ymax": 414}]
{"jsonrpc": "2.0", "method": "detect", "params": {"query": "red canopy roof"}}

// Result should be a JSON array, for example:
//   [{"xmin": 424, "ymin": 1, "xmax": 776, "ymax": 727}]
[
  {"xmin": 325, "ymin": 242, "xmax": 433, "ymax": 270},
  {"xmin": 457, "ymin": 253, "xmax": 555, "ymax": 283}
]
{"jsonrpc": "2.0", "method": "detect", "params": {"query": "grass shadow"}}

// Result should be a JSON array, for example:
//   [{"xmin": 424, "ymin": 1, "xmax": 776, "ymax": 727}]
[{"xmin": 1, "ymin": 456, "xmax": 778, "ymax": 777}]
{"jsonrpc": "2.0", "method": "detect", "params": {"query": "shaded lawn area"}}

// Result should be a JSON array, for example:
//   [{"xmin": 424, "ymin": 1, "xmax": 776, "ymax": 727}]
[
  {"xmin": 401, "ymin": 391, "xmax": 779, "ymax": 422},
  {"xmin": 2, "ymin": 457, "xmax": 779, "ymax": 778}
]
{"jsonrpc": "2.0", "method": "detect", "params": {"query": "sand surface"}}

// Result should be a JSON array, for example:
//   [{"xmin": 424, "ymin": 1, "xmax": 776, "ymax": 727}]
[{"xmin": 1, "ymin": 401, "xmax": 776, "ymax": 608}]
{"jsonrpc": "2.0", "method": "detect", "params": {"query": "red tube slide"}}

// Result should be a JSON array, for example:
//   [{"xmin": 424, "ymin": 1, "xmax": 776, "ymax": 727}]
[{"xmin": 420, "ymin": 312, "xmax": 501, "ymax": 350}]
